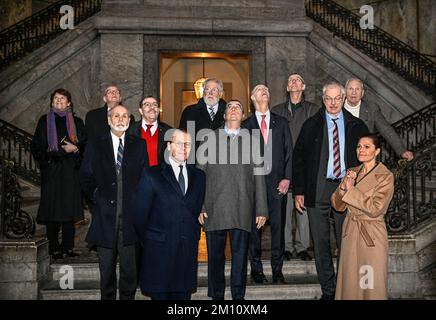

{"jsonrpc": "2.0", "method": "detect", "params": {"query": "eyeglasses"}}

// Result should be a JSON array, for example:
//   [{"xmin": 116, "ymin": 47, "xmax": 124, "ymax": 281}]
[
  {"xmin": 204, "ymin": 87, "xmax": 220, "ymax": 94},
  {"xmin": 323, "ymin": 96, "xmax": 343, "ymax": 104},
  {"xmin": 142, "ymin": 102, "xmax": 159, "ymax": 108},
  {"xmin": 106, "ymin": 90, "xmax": 120, "ymax": 95},
  {"xmin": 171, "ymin": 141, "xmax": 192, "ymax": 149},
  {"xmin": 288, "ymin": 78, "xmax": 303, "ymax": 83}
]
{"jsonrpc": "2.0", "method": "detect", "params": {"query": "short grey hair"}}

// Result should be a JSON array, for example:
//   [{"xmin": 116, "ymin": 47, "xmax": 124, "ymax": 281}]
[
  {"xmin": 345, "ymin": 78, "xmax": 364, "ymax": 91},
  {"xmin": 107, "ymin": 104, "xmax": 130, "ymax": 117},
  {"xmin": 202, "ymin": 78, "xmax": 224, "ymax": 92},
  {"xmin": 322, "ymin": 81, "xmax": 346, "ymax": 97}
]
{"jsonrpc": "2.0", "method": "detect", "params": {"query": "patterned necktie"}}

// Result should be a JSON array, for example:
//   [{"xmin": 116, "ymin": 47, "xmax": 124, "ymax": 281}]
[
  {"xmin": 146, "ymin": 124, "xmax": 153, "ymax": 137},
  {"xmin": 116, "ymin": 138, "xmax": 123, "ymax": 175},
  {"xmin": 260, "ymin": 114, "xmax": 268, "ymax": 143},
  {"xmin": 209, "ymin": 106, "xmax": 215, "ymax": 121},
  {"xmin": 178, "ymin": 165, "xmax": 185, "ymax": 195},
  {"xmin": 332, "ymin": 118, "xmax": 341, "ymax": 178}
]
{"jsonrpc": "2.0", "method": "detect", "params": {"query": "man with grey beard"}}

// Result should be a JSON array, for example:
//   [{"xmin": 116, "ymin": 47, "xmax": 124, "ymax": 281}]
[{"xmin": 80, "ymin": 105, "xmax": 148, "ymax": 300}]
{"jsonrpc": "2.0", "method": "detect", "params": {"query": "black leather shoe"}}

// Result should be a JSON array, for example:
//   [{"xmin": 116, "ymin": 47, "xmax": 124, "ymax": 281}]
[
  {"xmin": 251, "ymin": 271, "xmax": 268, "ymax": 284},
  {"xmin": 284, "ymin": 251, "xmax": 292, "ymax": 261},
  {"xmin": 297, "ymin": 250, "xmax": 312, "ymax": 261},
  {"xmin": 51, "ymin": 251, "xmax": 64, "ymax": 260},
  {"xmin": 320, "ymin": 294, "xmax": 335, "ymax": 300},
  {"xmin": 272, "ymin": 271, "xmax": 287, "ymax": 284},
  {"xmin": 64, "ymin": 249, "xmax": 79, "ymax": 257}
]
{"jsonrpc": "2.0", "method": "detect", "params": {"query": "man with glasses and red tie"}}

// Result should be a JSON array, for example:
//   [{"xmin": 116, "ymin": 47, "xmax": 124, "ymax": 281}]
[
  {"xmin": 129, "ymin": 96, "xmax": 172, "ymax": 166},
  {"xmin": 292, "ymin": 81, "xmax": 368, "ymax": 300}
]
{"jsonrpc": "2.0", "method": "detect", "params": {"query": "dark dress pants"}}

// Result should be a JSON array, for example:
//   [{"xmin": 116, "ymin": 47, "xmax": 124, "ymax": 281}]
[
  {"xmin": 206, "ymin": 229, "xmax": 249, "ymax": 300},
  {"xmin": 46, "ymin": 221, "xmax": 75, "ymax": 254},
  {"xmin": 97, "ymin": 229, "xmax": 139, "ymax": 300},
  {"xmin": 307, "ymin": 180, "xmax": 346, "ymax": 297},
  {"xmin": 250, "ymin": 194, "xmax": 285, "ymax": 275}
]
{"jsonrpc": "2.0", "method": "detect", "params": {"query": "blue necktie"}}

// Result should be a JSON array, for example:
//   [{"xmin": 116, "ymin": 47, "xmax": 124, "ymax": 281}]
[
  {"xmin": 116, "ymin": 138, "xmax": 123, "ymax": 174},
  {"xmin": 178, "ymin": 165, "xmax": 185, "ymax": 195}
]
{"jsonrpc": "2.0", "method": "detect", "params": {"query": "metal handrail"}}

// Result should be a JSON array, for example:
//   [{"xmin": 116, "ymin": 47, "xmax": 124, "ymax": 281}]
[
  {"xmin": 305, "ymin": 0, "xmax": 436, "ymax": 97},
  {"xmin": 0, "ymin": 119, "xmax": 40, "ymax": 185},
  {"xmin": 0, "ymin": 0, "xmax": 102, "ymax": 71}
]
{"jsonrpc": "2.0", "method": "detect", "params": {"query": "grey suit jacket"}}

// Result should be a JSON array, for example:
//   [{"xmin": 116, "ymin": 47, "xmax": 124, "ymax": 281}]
[
  {"xmin": 197, "ymin": 128, "xmax": 268, "ymax": 233},
  {"xmin": 358, "ymin": 100, "xmax": 407, "ymax": 156}
]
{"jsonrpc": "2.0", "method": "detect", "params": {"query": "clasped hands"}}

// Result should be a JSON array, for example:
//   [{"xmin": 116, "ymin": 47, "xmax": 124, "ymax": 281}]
[
  {"xmin": 198, "ymin": 212, "xmax": 267, "ymax": 229},
  {"xmin": 340, "ymin": 169, "xmax": 357, "ymax": 191}
]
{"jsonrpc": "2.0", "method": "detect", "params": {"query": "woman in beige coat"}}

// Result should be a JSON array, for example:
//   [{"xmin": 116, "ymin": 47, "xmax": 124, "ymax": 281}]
[{"xmin": 331, "ymin": 134, "xmax": 394, "ymax": 300}]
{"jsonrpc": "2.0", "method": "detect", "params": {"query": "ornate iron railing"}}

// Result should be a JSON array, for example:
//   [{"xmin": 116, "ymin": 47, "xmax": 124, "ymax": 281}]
[
  {"xmin": 380, "ymin": 102, "xmax": 436, "ymax": 168},
  {"xmin": 0, "ymin": 0, "xmax": 101, "ymax": 71},
  {"xmin": 0, "ymin": 160, "xmax": 35, "ymax": 239},
  {"xmin": 386, "ymin": 145, "xmax": 436, "ymax": 234},
  {"xmin": 305, "ymin": 0, "xmax": 436, "ymax": 97},
  {"xmin": 0, "ymin": 119, "xmax": 40, "ymax": 185}
]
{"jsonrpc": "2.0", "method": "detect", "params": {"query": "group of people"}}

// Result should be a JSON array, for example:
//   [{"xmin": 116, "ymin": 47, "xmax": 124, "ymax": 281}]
[{"xmin": 30, "ymin": 73, "xmax": 412, "ymax": 300}]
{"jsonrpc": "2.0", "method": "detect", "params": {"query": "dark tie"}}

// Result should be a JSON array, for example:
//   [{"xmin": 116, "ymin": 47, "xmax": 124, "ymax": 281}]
[
  {"xmin": 145, "ymin": 124, "xmax": 153, "ymax": 137},
  {"xmin": 178, "ymin": 165, "xmax": 185, "ymax": 195},
  {"xmin": 332, "ymin": 118, "xmax": 341, "ymax": 178},
  {"xmin": 116, "ymin": 138, "xmax": 123, "ymax": 175},
  {"xmin": 209, "ymin": 107, "xmax": 215, "ymax": 121}
]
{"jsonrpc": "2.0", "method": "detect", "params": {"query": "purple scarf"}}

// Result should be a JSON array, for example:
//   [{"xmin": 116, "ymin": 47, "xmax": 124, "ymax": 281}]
[{"xmin": 47, "ymin": 107, "xmax": 78, "ymax": 152}]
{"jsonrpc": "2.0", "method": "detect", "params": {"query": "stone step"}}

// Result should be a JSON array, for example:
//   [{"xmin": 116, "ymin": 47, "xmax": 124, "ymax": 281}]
[
  {"xmin": 49, "ymin": 260, "xmax": 324, "ymax": 281},
  {"xmin": 39, "ymin": 279, "xmax": 322, "ymax": 300}
]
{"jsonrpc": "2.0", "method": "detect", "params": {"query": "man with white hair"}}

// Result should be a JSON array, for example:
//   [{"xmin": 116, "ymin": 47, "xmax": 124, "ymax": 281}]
[
  {"xmin": 292, "ymin": 82, "xmax": 368, "ymax": 299},
  {"xmin": 344, "ymin": 78, "xmax": 413, "ymax": 161},
  {"xmin": 179, "ymin": 78, "xmax": 227, "ymax": 136},
  {"xmin": 80, "ymin": 105, "xmax": 148, "ymax": 300}
]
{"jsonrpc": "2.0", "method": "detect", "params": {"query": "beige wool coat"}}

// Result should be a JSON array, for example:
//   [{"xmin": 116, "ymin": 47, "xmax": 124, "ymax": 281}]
[{"xmin": 331, "ymin": 163, "xmax": 394, "ymax": 300}]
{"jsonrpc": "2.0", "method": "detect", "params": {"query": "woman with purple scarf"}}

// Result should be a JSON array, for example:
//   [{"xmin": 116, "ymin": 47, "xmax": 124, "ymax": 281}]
[{"xmin": 30, "ymin": 88, "xmax": 87, "ymax": 260}]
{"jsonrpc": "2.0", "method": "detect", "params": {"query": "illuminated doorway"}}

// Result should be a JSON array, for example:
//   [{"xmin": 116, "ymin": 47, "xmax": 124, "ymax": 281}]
[
  {"xmin": 160, "ymin": 52, "xmax": 250, "ymax": 261},
  {"xmin": 160, "ymin": 52, "xmax": 251, "ymax": 128}
]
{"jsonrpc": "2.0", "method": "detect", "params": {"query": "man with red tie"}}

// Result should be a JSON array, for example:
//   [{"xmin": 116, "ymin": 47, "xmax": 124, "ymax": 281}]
[
  {"xmin": 292, "ymin": 81, "xmax": 368, "ymax": 299},
  {"xmin": 130, "ymin": 96, "xmax": 172, "ymax": 166},
  {"xmin": 243, "ymin": 84, "xmax": 293, "ymax": 285}
]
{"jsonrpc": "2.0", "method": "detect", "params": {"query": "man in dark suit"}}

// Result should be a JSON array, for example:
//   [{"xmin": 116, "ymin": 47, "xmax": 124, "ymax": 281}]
[
  {"xmin": 80, "ymin": 105, "xmax": 148, "ymax": 300},
  {"xmin": 129, "ymin": 96, "xmax": 172, "ymax": 166},
  {"xmin": 292, "ymin": 82, "xmax": 369, "ymax": 300},
  {"xmin": 85, "ymin": 85, "xmax": 135, "ymax": 141},
  {"xmin": 133, "ymin": 129, "xmax": 205, "ymax": 300},
  {"xmin": 179, "ymin": 78, "xmax": 226, "ymax": 144},
  {"xmin": 344, "ymin": 78, "xmax": 413, "ymax": 161},
  {"xmin": 244, "ymin": 84, "xmax": 293, "ymax": 285}
]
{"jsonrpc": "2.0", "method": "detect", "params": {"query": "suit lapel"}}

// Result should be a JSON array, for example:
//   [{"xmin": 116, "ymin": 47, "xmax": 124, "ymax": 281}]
[
  {"xmin": 102, "ymin": 134, "xmax": 116, "ymax": 174},
  {"xmin": 157, "ymin": 124, "xmax": 165, "ymax": 159},
  {"xmin": 162, "ymin": 163, "xmax": 184, "ymax": 197}
]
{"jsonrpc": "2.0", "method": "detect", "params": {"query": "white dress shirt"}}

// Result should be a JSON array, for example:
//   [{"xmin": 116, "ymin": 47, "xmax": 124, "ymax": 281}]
[
  {"xmin": 141, "ymin": 119, "xmax": 158, "ymax": 136},
  {"xmin": 110, "ymin": 131, "xmax": 126, "ymax": 166},
  {"xmin": 255, "ymin": 110, "xmax": 271, "ymax": 129},
  {"xmin": 169, "ymin": 156, "xmax": 188, "ymax": 194}
]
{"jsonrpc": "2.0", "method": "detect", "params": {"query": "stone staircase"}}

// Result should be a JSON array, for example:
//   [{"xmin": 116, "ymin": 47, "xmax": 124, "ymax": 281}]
[{"xmin": 39, "ymin": 259, "xmax": 323, "ymax": 300}]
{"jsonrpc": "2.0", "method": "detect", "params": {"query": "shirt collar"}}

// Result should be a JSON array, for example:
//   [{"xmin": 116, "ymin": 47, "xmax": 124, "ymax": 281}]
[
  {"xmin": 142, "ymin": 119, "xmax": 158, "ymax": 129},
  {"xmin": 224, "ymin": 125, "xmax": 241, "ymax": 136},
  {"xmin": 344, "ymin": 99, "xmax": 361, "ymax": 110},
  {"xmin": 325, "ymin": 110, "xmax": 344, "ymax": 122},
  {"xmin": 110, "ymin": 131, "xmax": 125, "ymax": 142}
]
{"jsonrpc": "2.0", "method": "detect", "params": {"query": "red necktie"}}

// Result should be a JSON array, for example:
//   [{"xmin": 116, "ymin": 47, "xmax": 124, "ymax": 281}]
[
  {"xmin": 260, "ymin": 114, "xmax": 268, "ymax": 143},
  {"xmin": 146, "ymin": 124, "xmax": 153, "ymax": 138},
  {"xmin": 332, "ymin": 118, "xmax": 341, "ymax": 178}
]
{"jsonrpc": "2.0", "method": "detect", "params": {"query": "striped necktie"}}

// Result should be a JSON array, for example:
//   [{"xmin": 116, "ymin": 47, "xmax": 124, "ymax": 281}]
[
  {"xmin": 209, "ymin": 106, "xmax": 215, "ymax": 121},
  {"xmin": 116, "ymin": 138, "xmax": 123, "ymax": 175},
  {"xmin": 332, "ymin": 118, "xmax": 341, "ymax": 178}
]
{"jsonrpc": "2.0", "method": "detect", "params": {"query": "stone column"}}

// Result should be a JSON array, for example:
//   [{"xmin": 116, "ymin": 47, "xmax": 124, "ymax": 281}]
[{"xmin": 0, "ymin": 238, "xmax": 49, "ymax": 300}]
